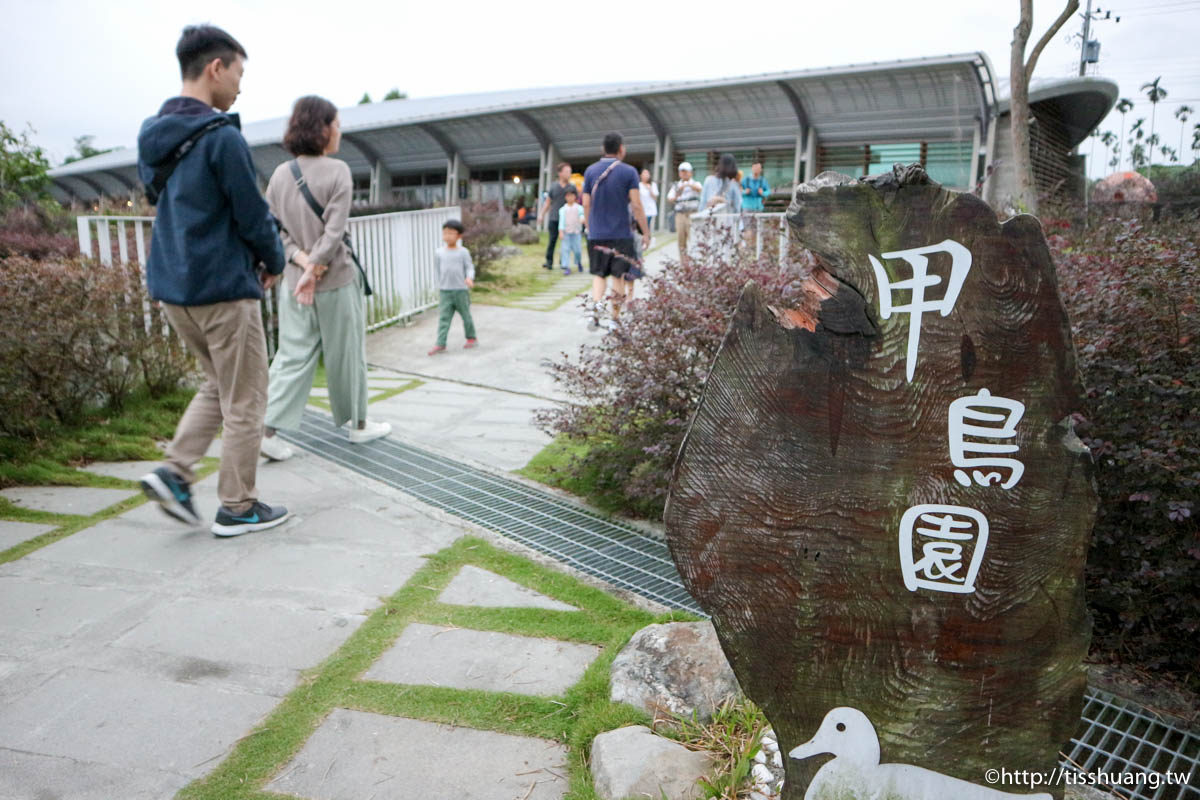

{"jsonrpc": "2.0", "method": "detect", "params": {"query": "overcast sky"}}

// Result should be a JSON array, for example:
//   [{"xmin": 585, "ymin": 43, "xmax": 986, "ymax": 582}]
[{"xmin": 3, "ymin": 0, "xmax": 1197, "ymax": 180}]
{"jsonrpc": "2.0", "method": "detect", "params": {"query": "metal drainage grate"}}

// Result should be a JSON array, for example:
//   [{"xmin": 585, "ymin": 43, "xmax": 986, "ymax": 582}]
[
  {"xmin": 1066, "ymin": 688, "xmax": 1199, "ymax": 800},
  {"xmin": 285, "ymin": 411, "xmax": 1197, "ymax": 797},
  {"xmin": 281, "ymin": 412, "xmax": 702, "ymax": 614}
]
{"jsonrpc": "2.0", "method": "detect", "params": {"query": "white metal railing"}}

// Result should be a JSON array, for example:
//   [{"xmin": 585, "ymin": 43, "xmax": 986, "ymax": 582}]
[
  {"xmin": 687, "ymin": 212, "xmax": 790, "ymax": 264},
  {"xmin": 75, "ymin": 207, "xmax": 458, "ymax": 333}
]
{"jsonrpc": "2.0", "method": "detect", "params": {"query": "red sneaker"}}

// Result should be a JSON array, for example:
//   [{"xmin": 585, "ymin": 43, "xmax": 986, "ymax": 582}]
[
  {"xmin": 427, "ymin": 345, "xmax": 446, "ymax": 356},
  {"xmin": 464, "ymin": 339, "xmax": 478, "ymax": 349}
]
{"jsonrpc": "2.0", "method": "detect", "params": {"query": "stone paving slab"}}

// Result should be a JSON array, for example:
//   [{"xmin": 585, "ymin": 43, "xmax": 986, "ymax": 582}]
[
  {"xmin": 0, "ymin": 748, "xmax": 190, "ymax": 800},
  {"xmin": 0, "ymin": 667, "xmax": 276, "ymax": 777},
  {"xmin": 217, "ymin": 542, "xmax": 425, "ymax": 601},
  {"xmin": 267, "ymin": 709, "xmax": 568, "ymax": 800},
  {"xmin": 78, "ymin": 460, "xmax": 161, "ymax": 482},
  {"xmin": 363, "ymin": 623, "xmax": 599, "ymax": 696},
  {"xmin": 0, "ymin": 576, "xmax": 144, "ymax": 638},
  {"xmin": 29, "ymin": 514, "xmax": 233, "ymax": 577},
  {"xmin": 0, "ymin": 485, "xmax": 136, "ymax": 516},
  {"xmin": 114, "ymin": 595, "xmax": 365, "ymax": 671},
  {"xmin": 439, "ymin": 565, "xmax": 577, "ymax": 611},
  {"xmin": 0, "ymin": 519, "xmax": 56, "ymax": 551}
]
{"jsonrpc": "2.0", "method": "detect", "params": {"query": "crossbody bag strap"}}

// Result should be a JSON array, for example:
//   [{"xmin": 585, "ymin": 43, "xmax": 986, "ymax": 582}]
[
  {"xmin": 145, "ymin": 116, "xmax": 231, "ymax": 205},
  {"xmin": 287, "ymin": 160, "xmax": 373, "ymax": 297}
]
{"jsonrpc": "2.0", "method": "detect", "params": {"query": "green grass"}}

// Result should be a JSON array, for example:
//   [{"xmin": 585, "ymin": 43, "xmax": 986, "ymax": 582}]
[
  {"xmin": 473, "ymin": 231, "xmax": 571, "ymax": 306},
  {"xmin": 0, "ymin": 386, "xmax": 222, "ymax": 564},
  {"xmin": 175, "ymin": 535, "xmax": 699, "ymax": 800},
  {"xmin": 515, "ymin": 434, "xmax": 594, "ymax": 496},
  {"xmin": 305, "ymin": 363, "xmax": 424, "ymax": 412}
]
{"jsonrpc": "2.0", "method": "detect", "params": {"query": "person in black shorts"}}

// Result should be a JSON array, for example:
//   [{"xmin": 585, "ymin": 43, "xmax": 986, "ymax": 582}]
[{"xmin": 581, "ymin": 132, "xmax": 649, "ymax": 331}]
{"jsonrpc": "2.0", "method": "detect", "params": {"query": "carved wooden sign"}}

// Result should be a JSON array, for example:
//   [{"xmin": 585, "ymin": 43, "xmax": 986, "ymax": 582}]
[{"xmin": 665, "ymin": 166, "xmax": 1097, "ymax": 800}]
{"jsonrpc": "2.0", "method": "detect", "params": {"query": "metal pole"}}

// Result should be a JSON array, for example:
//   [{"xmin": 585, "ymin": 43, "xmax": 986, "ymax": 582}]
[{"xmin": 1079, "ymin": 0, "xmax": 1093, "ymax": 77}]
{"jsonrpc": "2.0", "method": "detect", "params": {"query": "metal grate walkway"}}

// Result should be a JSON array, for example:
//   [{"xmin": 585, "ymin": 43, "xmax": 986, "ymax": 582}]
[
  {"xmin": 285, "ymin": 411, "xmax": 1197, "ymax": 798},
  {"xmin": 281, "ymin": 412, "xmax": 702, "ymax": 614}
]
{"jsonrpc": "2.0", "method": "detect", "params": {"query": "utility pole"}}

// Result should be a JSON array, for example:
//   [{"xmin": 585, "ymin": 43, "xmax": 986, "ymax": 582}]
[
  {"xmin": 1079, "ymin": 0, "xmax": 1093, "ymax": 76},
  {"xmin": 1078, "ymin": 2, "xmax": 1119, "ymax": 76}
]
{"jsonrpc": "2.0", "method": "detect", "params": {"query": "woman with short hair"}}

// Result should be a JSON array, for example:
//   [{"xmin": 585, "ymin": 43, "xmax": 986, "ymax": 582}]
[{"xmin": 259, "ymin": 95, "xmax": 390, "ymax": 460}]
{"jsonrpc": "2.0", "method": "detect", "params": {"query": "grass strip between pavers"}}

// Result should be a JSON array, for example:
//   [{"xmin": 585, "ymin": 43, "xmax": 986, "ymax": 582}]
[
  {"xmin": 0, "ymin": 457, "xmax": 220, "ymax": 566},
  {"xmin": 307, "ymin": 378, "xmax": 424, "ymax": 413},
  {"xmin": 175, "ymin": 535, "xmax": 699, "ymax": 800}
]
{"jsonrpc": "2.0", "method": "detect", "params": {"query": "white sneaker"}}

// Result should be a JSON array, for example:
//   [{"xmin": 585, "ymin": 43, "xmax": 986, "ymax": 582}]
[
  {"xmin": 260, "ymin": 434, "xmax": 295, "ymax": 461},
  {"xmin": 349, "ymin": 419, "xmax": 392, "ymax": 444}
]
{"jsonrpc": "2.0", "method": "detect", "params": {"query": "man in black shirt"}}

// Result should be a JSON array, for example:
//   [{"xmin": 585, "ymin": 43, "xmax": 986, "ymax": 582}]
[{"xmin": 538, "ymin": 162, "xmax": 575, "ymax": 269}]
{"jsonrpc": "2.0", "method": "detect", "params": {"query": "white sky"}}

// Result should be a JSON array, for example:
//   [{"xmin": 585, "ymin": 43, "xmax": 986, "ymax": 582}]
[{"xmin": 3, "ymin": 0, "xmax": 1198, "ymax": 180}]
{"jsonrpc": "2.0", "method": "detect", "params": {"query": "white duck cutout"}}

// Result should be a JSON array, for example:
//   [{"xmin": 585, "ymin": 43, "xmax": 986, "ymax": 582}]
[{"xmin": 788, "ymin": 707, "xmax": 1052, "ymax": 800}]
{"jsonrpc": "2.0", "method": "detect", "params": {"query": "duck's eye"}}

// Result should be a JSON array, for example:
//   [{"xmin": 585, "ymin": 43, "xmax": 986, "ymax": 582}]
[{"xmin": 836, "ymin": 722, "xmax": 846, "ymax": 732}]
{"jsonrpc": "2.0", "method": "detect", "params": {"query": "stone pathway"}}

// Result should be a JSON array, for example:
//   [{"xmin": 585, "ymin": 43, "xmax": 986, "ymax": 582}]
[{"xmin": 507, "ymin": 270, "xmax": 592, "ymax": 311}]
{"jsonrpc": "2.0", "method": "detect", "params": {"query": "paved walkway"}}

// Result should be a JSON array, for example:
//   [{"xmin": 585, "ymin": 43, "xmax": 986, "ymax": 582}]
[{"xmin": 0, "ymin": 238, "xmax": 684, "ymax": 800}]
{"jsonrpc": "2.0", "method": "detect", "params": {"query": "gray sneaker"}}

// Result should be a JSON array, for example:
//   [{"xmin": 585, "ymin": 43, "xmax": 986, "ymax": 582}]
[{"xmin": 211, "ymin": 501, "xmax": 289, "ymax": 538}]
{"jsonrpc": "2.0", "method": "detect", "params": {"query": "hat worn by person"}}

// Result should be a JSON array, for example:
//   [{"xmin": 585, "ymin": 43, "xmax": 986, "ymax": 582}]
[{"xmin": 678, "ymin": 162, "xmax": 693, "ymax": 172}]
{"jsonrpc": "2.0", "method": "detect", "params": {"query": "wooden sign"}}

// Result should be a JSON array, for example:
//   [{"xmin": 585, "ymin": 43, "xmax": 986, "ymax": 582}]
[{"xmin": 664, "ymin": 166, "xmax": 1097, "ymax": 800}]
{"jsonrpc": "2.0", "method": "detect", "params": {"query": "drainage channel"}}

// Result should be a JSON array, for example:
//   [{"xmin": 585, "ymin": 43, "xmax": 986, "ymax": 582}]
[
  {"xmin": 284, "ymin": 411, "xmax": 1198, "ymax": 799},
  {"xmin": 281, "ymin": 412, "xmax": 703, "ymax": 614}
]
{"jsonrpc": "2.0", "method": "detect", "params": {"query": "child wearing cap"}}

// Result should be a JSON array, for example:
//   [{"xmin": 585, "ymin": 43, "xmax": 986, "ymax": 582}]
[{"xmin": 667, "ymin": 162, "xmax": 703, "ymax": 262}]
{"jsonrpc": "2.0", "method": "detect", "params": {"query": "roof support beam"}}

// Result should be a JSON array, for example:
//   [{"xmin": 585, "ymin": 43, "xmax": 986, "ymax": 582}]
[
  {"xmin": 628, "ymin": 97, "xmax": 667, "ymax": 142},
  {"xmin": 102, "ymin": 170, "xmax": 136, "ymax": 192},
  {"xmin": 511, "ymin": 110, "xmax": 552, "ymax": 151},
  {"xmin": 341, "ymin": 132, "xmax": 382, "ymax": 166},
  {"xmin": 51, "ymin": 178, "xmax": 82, "ymax": 204},
  {"xmin": 417, "ymin": 122, "xmax": 460, "ymax": 163},
  {"xmin": 775, "ymin": 80, "xmax": 811, "ymax": 130},
  {"xmin": 76, "ymin": 175, "xmax": 108, "ymax": 198}
]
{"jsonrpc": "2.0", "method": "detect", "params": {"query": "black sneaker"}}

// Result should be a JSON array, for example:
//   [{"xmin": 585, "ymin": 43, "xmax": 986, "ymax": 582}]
[
  {"xmin": 139, "ymin": 466, "xmax": 201, "ymax": 526},
  {"xmin": 211, "ymin": 501, "xmax": 289, "ymax": 538}
]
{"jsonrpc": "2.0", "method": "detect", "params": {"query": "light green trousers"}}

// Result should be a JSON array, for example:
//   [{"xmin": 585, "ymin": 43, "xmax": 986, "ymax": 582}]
[{"xmin": 265, "ymin": 276, "xmax": 368, "ymax": 431}]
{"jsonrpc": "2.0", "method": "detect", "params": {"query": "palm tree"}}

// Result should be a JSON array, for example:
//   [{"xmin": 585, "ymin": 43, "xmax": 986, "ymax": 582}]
[
  {"xmin": 1192, "ymin": 123, "xmax": 1200, "ymax": 164},
  {"xmin": 1115, "ymin": 98, "xmax": 1134, "ymax": 169},
  {"xmin": 1140, "ymin": 77, "xmax": 1168, "ymax": 167},
  {"xmin": 1175, "ymin": 106, "xmax": 1194, "ymax": 162},
  {"xmin": 1160, "ymin": 145, "xmax": 1177, "ymax": 164},
  {"xmin": 1129, "ymin": 118, "xmax": 1147, "ymax": 168},
  {"xmin": 1100, "ymin": 130, "xmax": 1117, "ymax": 172}
]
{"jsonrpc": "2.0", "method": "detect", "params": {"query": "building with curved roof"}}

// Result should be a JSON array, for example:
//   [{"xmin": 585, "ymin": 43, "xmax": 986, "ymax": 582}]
[{"xmin": 47, "ymin": 53, "xmax": 1117, "ymax": 219}]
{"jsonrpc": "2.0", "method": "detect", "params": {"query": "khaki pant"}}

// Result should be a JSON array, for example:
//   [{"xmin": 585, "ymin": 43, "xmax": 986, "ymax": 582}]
[
  {"xmin": 676, "ymin": 210, "xmax": 693, "ymax": 261},
  {"xmin": 162, "ymin": 299, "xmax": 268, "ymax": 514},
  {"xmin": 265, "ymin": 276, "xmax": 368, "ymax": 431}
]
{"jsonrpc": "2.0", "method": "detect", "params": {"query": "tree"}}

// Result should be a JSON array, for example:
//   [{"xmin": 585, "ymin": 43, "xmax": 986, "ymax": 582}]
[
  {"xmin": 1010, "ymin": 0, "xmax": 1080, "ymax": 212},
  {"xmin": 1129, "ymin": 118, "xmax": 1147, "ymax": 168},
  {"xmin": 358, "ymin": 92, "xmax": 372, "ymax": 105},
  {"xmin": 0, "ymin": 120, "xmax": 52, "ymax": 211},
  {"xmin": 1175, "ymin": 105, "xmax": 1193, "ymax": 162},
  {"xmin": 1140, "ymin": 77, "xmax": 1167, "ymax": 167},
  {"xmin": 382, "ymin": 88, "xmax": 407, "ymax": 101},
  {"xmin": 62, "ymin": 134, "xmax": 115, "ymax": 165},
  {"xmin": 1100, "ymin": 130, "xmax": 1117, "ymax": 172},
  {"xmin": 1193, "ymin": 123, "xmax": 1200, "ymax": 163},
  {"xmin": 1115, "ymin": 97, "xmax": 1134, "ymax": 170}
]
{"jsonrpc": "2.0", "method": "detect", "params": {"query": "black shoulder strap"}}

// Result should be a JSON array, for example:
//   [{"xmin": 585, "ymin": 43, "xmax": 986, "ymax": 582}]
[
  {"xmin": 145, "ymin": 116, "xmax": 231, "ymax": 205},
  {"xmin": 288, "ymin": 159, "xmax": 327, "ymax": 221},
  {"xmin": 286, "ymin": 159, "xmax": 373, "ymax": 297}
]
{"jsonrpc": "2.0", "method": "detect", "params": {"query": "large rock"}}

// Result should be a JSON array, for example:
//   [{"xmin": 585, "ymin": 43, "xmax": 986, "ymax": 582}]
[
  {"xmin": 591, "ymin": 725, "xmax": 714, "ymax": 800},
  {"xmin": 610, "ymin": 622, "xmax": 739, "ymax": 722},
  {"xmin": 509, "ymin": 224, "xmax": 539, "ymax": 244}
]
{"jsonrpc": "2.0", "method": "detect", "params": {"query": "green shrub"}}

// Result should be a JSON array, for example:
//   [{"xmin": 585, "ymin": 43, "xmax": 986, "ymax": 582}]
[{"xmin": 460, "ymin": 201, "xmax": 510, "ymax": 281}]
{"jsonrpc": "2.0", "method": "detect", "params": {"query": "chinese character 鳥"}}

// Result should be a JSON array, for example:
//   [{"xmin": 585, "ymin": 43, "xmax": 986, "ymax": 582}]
[
  {"xmin": 867, "ymin": 239, "xmax": 973, "ymax": 382},
  {"xmin": 898, "ymin": 504, "xmax": 989, "ymax": 594},
  {"xmin": 948, "ymin": 388, "xmax": 1026, "ymax": 490}
]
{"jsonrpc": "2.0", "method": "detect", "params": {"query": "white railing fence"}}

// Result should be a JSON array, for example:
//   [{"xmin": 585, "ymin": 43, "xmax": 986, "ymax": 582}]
[
  {"xmin": 687, "ymin": 212, "xmax": 791, "ymax": 264},
  {"xmin": 76, "ymin": 207, "xmax": 457, "ymax": 350}
]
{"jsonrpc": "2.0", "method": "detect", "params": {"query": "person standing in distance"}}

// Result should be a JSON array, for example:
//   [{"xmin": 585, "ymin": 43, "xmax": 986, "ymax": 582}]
[
  {"xmin": 581, "ymin": 132, "xmax": 648, "ymax": 331},
  {"xmin": 666, "ymin": 162, "xmax": 702, "ymax": 263},
  {"xmin": 538, "ymin": 162, "xmax": 574, "ymax": 269},
  {"xmin": 136, "ymin": 25, "xmax": 289, "ymax": 538}
]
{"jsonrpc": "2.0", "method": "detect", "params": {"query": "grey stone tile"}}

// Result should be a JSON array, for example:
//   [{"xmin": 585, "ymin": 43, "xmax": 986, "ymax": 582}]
[
  {"xmin": 267, "ymin": 709, "xmax": 567, "ymax": 800},
  {"xmin": 0, "ymin": 520, "xmax": 56, "ymax": 551},
  {"xmin": 218, "ymin": 541, "xmax": 425, "ymax": 601},
  {"xmin": 0, "ymin": 748, "xmax": 190, "ymax": 800},
  {"xmin": 113, "ymin": 595, "xmax": 364, "ymax": 671},
  {"xmin": 363, "ymin": 623, "xmax": 599, "ymax": 696},
  {"xmin": 0, "ymin": 486, "xmax": 136, "ymax": 516},
  {"xmin": 77, "ymin": 460, "xmax": 161, "ymax": 482},
  {"xmin": 0, "ymin": 668, "xmax": 276, "ymax": 777},
  {"xmin": 282, "ymin": 506, "xmax": 460, "ymax": 555},
  {"xmin": 438, "ymin": 565, "xmax": 577, "ymax": 611},
  {"xmin": 30, "ymin": 517, "xmax": 228, "ymax": 577},
  {"xmin": 0, "ymin": 576, "xmax": 143, "ymax": 638}
]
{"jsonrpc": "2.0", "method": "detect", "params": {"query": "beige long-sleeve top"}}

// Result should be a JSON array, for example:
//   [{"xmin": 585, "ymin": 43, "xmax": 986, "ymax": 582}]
[{"xmin": 266, "ymin": 155, "xmax": 354, "ymax": 293}]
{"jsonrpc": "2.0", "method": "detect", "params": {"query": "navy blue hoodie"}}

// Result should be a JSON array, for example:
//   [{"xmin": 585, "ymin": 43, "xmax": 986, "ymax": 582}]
[{"xmin": 137, "ymin": 97, "xmax": 285, "ymax": 306}]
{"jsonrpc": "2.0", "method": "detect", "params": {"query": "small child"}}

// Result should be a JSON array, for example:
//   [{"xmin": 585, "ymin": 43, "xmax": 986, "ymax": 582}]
[
  {"xmin": 428, "ymin": 219, "xmax": 477, "ymax": 355},
  {"xmin": 558, "ymin": 187, "xmax": 585, "ymax": 275}
]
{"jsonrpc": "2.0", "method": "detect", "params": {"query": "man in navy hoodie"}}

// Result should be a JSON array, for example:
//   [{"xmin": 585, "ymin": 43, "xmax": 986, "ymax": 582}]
[{"xmin": 137, "ymin": 25, "xmax": 289, "ymax": 538}]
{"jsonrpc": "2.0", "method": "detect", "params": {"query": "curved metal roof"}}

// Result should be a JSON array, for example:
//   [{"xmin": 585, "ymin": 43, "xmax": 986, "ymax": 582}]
[
  {"xmin": 50, "ymin": 53, "xmax": 997, "ymax": 200},
  {"xmin": 994, "ymin": 75, "xmax": 1120, "ymax": 148}
]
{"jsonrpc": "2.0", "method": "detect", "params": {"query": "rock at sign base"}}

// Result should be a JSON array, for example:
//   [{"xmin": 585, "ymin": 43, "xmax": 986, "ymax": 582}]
[
  {"xmin": 610, "ymin": 621, "xmax": 740, "ymax": 722},
  {"xmin": 591, "ymin": 725, "xmax": 715, "ymax": 800}
]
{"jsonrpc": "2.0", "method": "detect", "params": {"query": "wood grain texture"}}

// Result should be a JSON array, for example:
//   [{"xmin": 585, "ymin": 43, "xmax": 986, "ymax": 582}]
[{"xmin": 664, "ymin": 167, "xmax": 1097, "ymax": 800}]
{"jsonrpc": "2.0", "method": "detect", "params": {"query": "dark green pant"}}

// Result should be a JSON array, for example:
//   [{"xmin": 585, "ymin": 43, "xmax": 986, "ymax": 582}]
[{"xmin": 436, "ymin": 289, "xmax": 476, "ymax": 347}]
